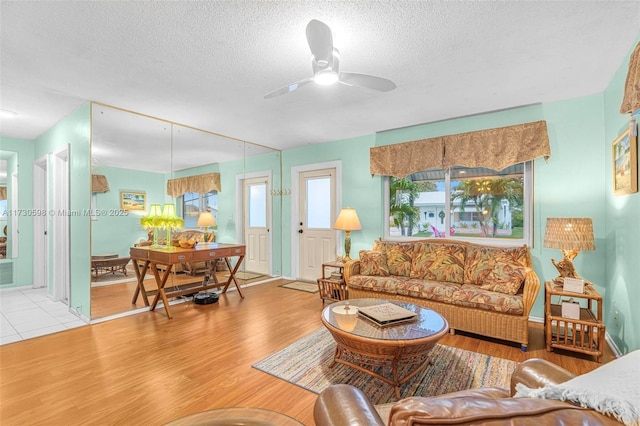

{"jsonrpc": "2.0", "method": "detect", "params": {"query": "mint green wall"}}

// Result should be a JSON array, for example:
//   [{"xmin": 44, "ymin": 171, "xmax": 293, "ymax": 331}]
[
  {"xmin": 603, "ymin": 37, "xmax": 640, "ymax": 354},
  {"xmin": 279, "ymin": 87, "xmax": 624, "ymax": 347},
  {"xmin": 281, "ymin": 134, "xmax": 383, "ymax": 276},
  {"xmin": 35, "ymin": 103, "xmax": 91, "ymax": 317},
  {"xmin": 91, "ymin": 166, "xmax": 165, "ymax": 256},
  {"xmin": 173, "ymin": 151, "xmax": 283, "ymax": 275},
  {"xmin": 0, "ymin": 137, "xmax": 35, "ymax": 286}
]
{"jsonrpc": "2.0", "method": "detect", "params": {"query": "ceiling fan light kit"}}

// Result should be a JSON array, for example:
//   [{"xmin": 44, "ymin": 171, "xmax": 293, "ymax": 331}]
[{"xmin": 265, "ymin": 19, "xmax": 396, "ymax": 98}]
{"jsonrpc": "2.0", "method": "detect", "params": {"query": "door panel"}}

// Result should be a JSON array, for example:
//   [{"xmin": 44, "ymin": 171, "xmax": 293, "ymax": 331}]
[
  {"xmin": 244, "ymin": 177, "xmax": 270, "ymax": 275},
  {"xmin": 298, "ymin": 168, "xmax": 336, "ymax": 282}
]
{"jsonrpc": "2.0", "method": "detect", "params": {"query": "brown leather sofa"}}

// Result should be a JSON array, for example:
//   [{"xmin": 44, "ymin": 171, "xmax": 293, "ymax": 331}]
[{"xmin": 314, "ymin": 358, "xmax": 622, "ymax": 425}]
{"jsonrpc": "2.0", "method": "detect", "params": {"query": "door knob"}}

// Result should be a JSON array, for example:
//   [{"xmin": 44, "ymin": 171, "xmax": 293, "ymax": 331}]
[{"xmin": 298, "ymin": 229, "xmax": 303, "ymax": 234}]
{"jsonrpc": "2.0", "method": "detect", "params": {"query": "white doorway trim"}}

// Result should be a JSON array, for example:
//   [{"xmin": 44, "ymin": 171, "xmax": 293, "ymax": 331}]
[
  {"xmin": 10, "ymin": 171, "xmax": 18, "ymax": 258},
  {"xmin": 51, "ymin": 145, "xmax": 70, "ymax": 303},
  {"xmin": 290, "ymin": 160, "xmax": 342, "ymax": 280}
]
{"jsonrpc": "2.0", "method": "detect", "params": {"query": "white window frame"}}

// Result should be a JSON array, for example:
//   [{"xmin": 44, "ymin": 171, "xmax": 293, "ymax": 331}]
[
  {"xmin": 181, "ymin": 190, "xmax": 218, "ymax": 228},
  {"xmin": 383, "ymin": 162, "xmax": 532, "ymax": 246}
]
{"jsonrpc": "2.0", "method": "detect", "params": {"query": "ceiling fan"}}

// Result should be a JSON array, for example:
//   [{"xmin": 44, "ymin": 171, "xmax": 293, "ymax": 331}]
[{"xmin": 264, "ymin": 19, "xmax": 397, "ymax": 99}]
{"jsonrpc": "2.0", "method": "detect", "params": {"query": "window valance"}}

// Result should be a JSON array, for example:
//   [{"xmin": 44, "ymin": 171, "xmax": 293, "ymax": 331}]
[
  {"xmin": 0, "ymin": 186, "xmax": 6, "ymax": 201},
  {"xmin": 91, "ymin": 174, "xmax": 110, "ymax": 193},
  {"xmin": 370, "ymin": 120, "xmax": 550, "ymax": 178},
  {"xmin": 369, "ymin": 138, "xmax": 444, "ymax": 178},
  {"xmin": 166, "ymin": 173, "xmax": 221, "ymax": 197},
  {"xmin": 620, "ymin": 41, "xmax": 640, "ymax": 114}
]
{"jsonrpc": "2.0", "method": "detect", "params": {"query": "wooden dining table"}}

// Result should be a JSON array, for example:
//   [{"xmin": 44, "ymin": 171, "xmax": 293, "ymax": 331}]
[{"xmin": 129, "ymin": 243, "xmax": 246, "ymax": 318}]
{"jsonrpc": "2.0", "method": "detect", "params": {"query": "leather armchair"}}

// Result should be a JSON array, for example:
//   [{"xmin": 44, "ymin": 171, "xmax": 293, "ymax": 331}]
[{"xmin": 314, "ymin": 358, "xmax": 621, "ymax": 425}]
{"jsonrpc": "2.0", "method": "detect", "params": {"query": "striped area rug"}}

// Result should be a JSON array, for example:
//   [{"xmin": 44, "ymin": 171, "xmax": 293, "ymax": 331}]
[{"xmin": 253, "ymin": 327, "xmax": 516, "ymax": 404}]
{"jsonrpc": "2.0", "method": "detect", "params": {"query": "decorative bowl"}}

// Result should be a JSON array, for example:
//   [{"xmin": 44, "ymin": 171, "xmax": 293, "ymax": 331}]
[{"xmin": 178, "ymin": 239, "xmax": 196, "ymax": 248}]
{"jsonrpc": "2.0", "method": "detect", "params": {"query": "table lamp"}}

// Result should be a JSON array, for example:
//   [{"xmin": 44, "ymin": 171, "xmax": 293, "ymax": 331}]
[
  {"xmin": 140, "ymin": 203, "xmax": 163, "ymax": 246},
  {"xmin": 197, "ymin": 211, "xmax": 216, "ymax": 242},
  {"xmin": 333, "ymin": 208, "xmax": 361, "ymax": 262},
  {"xmin": 543, "ymin": 217, "xmax": 595, "ymax": 282},
  {"xmin": 161, "ymin": 203, "xmax": 184, "ymax": 247}
]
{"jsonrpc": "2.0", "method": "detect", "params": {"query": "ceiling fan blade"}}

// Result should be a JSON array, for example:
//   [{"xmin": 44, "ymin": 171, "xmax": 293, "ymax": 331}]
[
  {"xmin": 264, "ymin": 78, "xmax": 313, "ymax": 99},
  {"xmin": 306, "ymin": 19, "xmax": 333, "ymax": 65},
  {"xmin": 339, "ymin": 72, "xmax": 397, "ymax": 92}
]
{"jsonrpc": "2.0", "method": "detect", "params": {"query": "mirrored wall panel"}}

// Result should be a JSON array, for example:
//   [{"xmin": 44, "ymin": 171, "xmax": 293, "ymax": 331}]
[{"xmin": 90, "ymin": 103, "xmax": 281, "ymax": 319}]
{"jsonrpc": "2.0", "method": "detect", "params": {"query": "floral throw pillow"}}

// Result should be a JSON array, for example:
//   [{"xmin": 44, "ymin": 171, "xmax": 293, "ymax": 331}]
[
  {"xmin": 359, "ymin": 250, "xmax": 390, "ymax": 277},
  {"xmin": 411, "ymin": 243, "xmax": 466, "ymax": 284},
  {"xmin": 465, "ymin": 245, "xmax": 531, "ymax": 294}
]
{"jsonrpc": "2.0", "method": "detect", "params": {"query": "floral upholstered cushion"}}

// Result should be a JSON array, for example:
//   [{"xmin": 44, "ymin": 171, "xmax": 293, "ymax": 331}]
[
  {"xmin": 359, "ymin": 250, "xmax": 390, "ymax": 276},
  {"xmin": 465, "ymin": 245, "xmax": 530, "ymax": 294},
  {"xmin": 374, "ymin": 242, "xmax": 414, "ymax": 277},
  {"xmin": 348, "ymin": 275, "xmax": 407, "ymax": 295},
  {"xmin": 410, "ymin": 243, "xmax": 466, "ymax": 284},
  {"xmin": 396, "ymin": 279, "xmax": 460, "ymax": 303},
  {"xmin": 451, "ymin": 284, "xmax": 524, "ymax": 315}
]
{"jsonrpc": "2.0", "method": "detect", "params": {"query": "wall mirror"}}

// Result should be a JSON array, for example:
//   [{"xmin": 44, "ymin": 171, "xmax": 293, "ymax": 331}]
[
  {"xmin": 0, "ymin": 151, "xmax": 18, "ymax": 262},
  {"xmin": 90, "ymin": 103, "xmax": 281, "ymax": 319}
]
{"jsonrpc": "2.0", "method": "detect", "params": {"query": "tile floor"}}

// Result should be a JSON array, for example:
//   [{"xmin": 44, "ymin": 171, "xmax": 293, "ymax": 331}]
[{"xmin": 0, "ymin": 287, "xmax": 88, "ymax": 346}]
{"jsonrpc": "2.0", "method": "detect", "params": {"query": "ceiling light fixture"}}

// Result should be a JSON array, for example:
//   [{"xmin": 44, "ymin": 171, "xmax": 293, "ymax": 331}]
[
  {"xmin": 314, "ymin": 69, "xmax": 339, "ymax": 85},
  {"xmin": 0, "ymin": 109, "xmax": 18, "ymax": 118}
]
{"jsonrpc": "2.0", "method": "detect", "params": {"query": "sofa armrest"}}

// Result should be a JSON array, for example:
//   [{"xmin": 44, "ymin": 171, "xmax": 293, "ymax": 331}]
[
  {"xmin": 314, "ymin": 384, "xmax": 385, "ymax": 426},
  {"xmin": 344, "ymin": 259, "xmax": 360, "ymax": 285},
  {"xmin": 521, "ymin": 269, "xmax": 541, "ymax": 318},
  {"xmin": 510, "ymin": 358, "xmax": 576, "ymax": 396}
]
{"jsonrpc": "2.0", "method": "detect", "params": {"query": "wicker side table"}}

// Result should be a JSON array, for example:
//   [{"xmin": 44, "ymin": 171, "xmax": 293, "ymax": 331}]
[
  {"xmin": 317, "ymin": 260, "xmax": 348, "ymax": 304},
  {"xmin": 545, "ymin": 280, "xmax": 605, "ymax": 362}
]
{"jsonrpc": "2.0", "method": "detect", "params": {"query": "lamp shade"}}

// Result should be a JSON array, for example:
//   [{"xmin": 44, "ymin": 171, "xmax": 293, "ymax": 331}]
[
  {"xmin": 544, "ymin": 218, "xmax": 595, "ymax": 251},
  {"xmin": 196, "ymin": 212, "xmax": 217, "ymax": 227},
  {"xmin": 333, "ymin": 208, "xmax": 362, "ymax": 231},
  {"xmin": 162, "ymin": 203, "xmax": 176, "ymax": 218},
  {"xmin": 149, "ymin": 204, "xmax": 163, "ymax": 217}
]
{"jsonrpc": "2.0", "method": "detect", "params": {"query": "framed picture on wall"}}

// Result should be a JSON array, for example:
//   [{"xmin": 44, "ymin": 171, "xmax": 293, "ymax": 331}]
[
  {"xmin": 612, "ymin": 121, "xmax": 638, "ymax": 196},
  {"xmin": 120, "ymin": 191, "xmax": 146, "ymax": 211}
]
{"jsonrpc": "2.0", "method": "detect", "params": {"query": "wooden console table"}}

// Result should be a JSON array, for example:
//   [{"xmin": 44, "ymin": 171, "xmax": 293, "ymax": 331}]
[{"xmin": 130, "ymin": 243, "xmax": 246, "ymax": 318}]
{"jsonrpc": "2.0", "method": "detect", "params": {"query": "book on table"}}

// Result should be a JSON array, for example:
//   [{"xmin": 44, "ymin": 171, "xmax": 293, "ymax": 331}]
[{"xmin": 358, "ymin": 302, "xmax": 418, "ymax": 326}]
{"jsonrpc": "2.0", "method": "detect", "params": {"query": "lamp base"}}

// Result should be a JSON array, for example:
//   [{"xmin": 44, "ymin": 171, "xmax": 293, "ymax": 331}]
[
  {"xmin": 194, "ymin": 292, "xmax": 219, "ymax": 305},
  {"xmin": 551, "ymin": 250, "xmax": 580, "ymax": 282}
]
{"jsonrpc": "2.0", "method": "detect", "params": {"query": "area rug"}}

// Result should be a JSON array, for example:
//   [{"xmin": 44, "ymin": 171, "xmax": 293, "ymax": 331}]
[
  {"xmin": 253, "ymin": 327, "xmax": 516, "ymax": 404},
  {"xmin": 279, "ymin": 281, "xmax": 319, "ymax": 293},
  {"xmin": 224, "ymin": 271, "xmax": 264, "ymax": 280}
]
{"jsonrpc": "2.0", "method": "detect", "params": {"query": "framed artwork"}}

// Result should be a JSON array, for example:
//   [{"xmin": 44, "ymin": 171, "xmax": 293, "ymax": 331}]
[
  {"xmin": 612, "ymin": 123, "xmax": 638, "ymax": 196},
  {"xmin": 120, "ymin": 191, "xmax": 146, "ymax": 211}
]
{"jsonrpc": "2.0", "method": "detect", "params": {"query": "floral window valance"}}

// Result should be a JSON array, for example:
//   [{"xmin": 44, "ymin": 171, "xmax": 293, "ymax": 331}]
[
  {"xmin": 0, "ymin": 186, "xmax": 6, "ymax": 201},
  {"xmin": 166, "ymin": 173, "xmax": 221, "ymax": 197},
  {"xmin": 91, "ymin": 174, "xmax": 110, "ymax": 193},
  {"xmin": 370, "ymin": 120, "xmax": 550, "ymax": 178},
  {"xmin": 620, "ymin": 41, "xmax": 640, "ymax": 114}
]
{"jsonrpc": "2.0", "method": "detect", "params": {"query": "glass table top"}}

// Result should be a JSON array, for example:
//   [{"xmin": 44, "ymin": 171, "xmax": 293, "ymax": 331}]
[{"xmin": 322, "ymin": 298, "xmax": 448, "ymax": 341}]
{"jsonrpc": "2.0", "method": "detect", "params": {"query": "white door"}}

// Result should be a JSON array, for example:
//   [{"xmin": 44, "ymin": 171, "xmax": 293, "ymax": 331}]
[
  {"xmin": 52, "ymin": 147, "xmax": 70, "ymax": 303},
  {"xmin": 298, "ymin": 168, "xmax": 336, "ymax": 282},
  {"xmin": 33, "ymin": 157, "xmax": 48, "ymax": 289},
  {"xmin": 243, "ymin": 176, "xmax": 270, "ymax": 275}
]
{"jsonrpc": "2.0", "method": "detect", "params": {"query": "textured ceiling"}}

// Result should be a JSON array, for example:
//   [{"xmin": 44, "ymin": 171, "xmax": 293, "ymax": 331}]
[{"xmin": 1, "ymin": 1, "xmax": 639, "ymax": 158}]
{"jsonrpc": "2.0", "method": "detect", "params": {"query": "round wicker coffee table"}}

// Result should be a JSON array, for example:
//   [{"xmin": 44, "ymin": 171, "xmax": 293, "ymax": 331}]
[{"xmin": 321, "ymin": 298, "xmax": 449, "ymax": 398}]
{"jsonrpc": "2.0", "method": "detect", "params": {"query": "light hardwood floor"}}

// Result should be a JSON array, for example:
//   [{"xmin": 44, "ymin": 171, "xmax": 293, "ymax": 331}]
[{"xmin": 0, "ymin": 279, "xmax": 616, "ymax": 425}]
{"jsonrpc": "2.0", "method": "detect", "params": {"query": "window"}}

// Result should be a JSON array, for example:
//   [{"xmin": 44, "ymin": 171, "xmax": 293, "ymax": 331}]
[
  {"xmin": 182, "ymin": 190, "xmax": 218, "ymax": 228},
  {"xmin": 385, "ymin": 162, "xmax": 532, "ymax": 244}
]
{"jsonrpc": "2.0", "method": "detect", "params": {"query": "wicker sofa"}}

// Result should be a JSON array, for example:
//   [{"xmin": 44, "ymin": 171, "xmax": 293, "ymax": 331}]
[{"xmin": 344, "ymin": 239, "xmax": 540, "ymax": 350}]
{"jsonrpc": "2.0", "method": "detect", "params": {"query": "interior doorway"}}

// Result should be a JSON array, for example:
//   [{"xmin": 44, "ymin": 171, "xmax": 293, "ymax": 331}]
[
  {"xmin": 51, "ymin": 146, "xmax": 70, "ymax": 303},
  {"xmin": 292, "ymin": 162, "xmax": 341, "ymax": 282},
  {"xmin": 33, "ymin": 156, "xmax": 48, "ymax": 289},
  {"xmin": 32, "ymin": 146, "xmax": 70, "ymax": 303}
]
